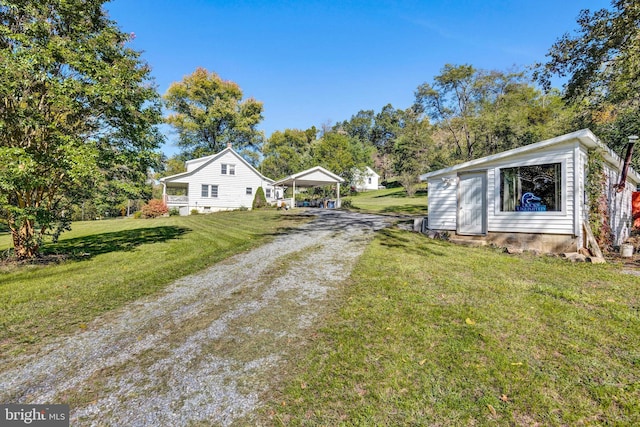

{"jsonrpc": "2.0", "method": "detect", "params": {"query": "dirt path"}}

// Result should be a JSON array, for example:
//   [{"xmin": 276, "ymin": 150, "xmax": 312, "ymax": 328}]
[{"xmin": 0, "ymin": 210, "xmax": 393, "ymax": 426}]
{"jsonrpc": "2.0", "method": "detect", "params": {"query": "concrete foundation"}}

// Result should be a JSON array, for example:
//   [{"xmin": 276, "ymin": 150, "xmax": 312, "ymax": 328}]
[{"xmin": 432, "ymin": 231, "xmax": 578, "ymax": 254}]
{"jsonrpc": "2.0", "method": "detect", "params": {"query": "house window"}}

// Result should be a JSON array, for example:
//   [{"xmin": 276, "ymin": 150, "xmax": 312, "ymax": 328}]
[
  {"xmin": 201, "ymin": 185, "xmax": 219, "ymax": 198},
  {"xmin": 265, "ymin": 188, "xmax": 271, "ymax": 198},
  {"xmin": 368, "ymin": 177, "xmax": 372, "ymax": 184},
  {"xmin": 221, "ymin": 164, "xmax": 235, "ymax": 175},
  {"xmin": 246, "ymin": 187, "xmax": 252, "ymax": 195},
  {"xmin": 500, "ymin": 163, "xmax": 562, "ymax": 212}
]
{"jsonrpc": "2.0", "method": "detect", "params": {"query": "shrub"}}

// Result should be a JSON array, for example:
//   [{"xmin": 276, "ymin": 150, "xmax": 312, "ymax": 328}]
[
  {"xmin": 252, "ymin": 187, "xmax": 267, "ymax": 209},
  {"xmin": 133, "ymin": 211, "xmax": 143, "ymax": 219},
  {"xmin": 169, "ymin": 208, "xmax": 180, "ymax": 216},
  {"xmin": 140, "ymin": 199, "xmax": 168, "ymax": 218},
  {"xmin": 190, "ymin": 209, "xmax": 199, "ymax": 215}
]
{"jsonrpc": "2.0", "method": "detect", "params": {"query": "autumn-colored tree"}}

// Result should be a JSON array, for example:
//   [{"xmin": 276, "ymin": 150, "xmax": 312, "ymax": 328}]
[{"xmin": 164, "ymin": 68, "xmax": 264, "ymax": 159}]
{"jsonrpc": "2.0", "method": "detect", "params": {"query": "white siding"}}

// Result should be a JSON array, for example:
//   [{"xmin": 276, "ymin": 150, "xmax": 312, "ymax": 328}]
[
  {"xmin": 604, "ymin": 163, "xmax": 635, "ymax": 246},
  {"xmin": 189, "ymin": 152, "xmax": 272, "ymax": 211},
  {"xmin": 486, "ymin": 145, "xmax": 576, "ymax": 235},
  {"xmin": 427, "ymin": 175, "xmax": 457, "ymax": 230},
  {"xmin": 164, "ymin": 149, "xmax": 276, "ymax": 214}
]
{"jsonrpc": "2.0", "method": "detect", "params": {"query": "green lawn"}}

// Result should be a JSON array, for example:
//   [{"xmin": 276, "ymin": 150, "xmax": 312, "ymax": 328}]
[
  {"xmin": 264, "ymin": 229, "xmax": 640, "ymax": 425},
  {"xmin": 344, "ymin": 185, "xmax": 428, "ymax": 215},
  {"xmin": 0, "ymin": 210, "xmax": 306, "ymax": 357}
]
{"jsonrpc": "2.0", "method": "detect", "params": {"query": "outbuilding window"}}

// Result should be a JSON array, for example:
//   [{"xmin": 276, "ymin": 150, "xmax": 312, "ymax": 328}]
[{"xmin": 500, "ymin": 163, "xmax": 562, "ymax": 212}]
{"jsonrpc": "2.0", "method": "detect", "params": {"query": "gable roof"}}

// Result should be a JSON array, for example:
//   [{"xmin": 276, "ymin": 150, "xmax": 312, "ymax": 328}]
[
  {"xmin": 272, "ymin": 166, "xmax": 344, "ymax": 187},
  {"xmin": 159, "ymin": 146, "xmax": 274, "ymax": 184},
  {"xmin": 420, "ymin": 129, "xmax": 640, "ymax": 184}
]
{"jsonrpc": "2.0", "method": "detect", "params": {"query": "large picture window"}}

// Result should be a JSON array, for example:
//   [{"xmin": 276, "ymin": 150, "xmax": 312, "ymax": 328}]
[{"xmin": 500, "ymin": 163, "xmax": 562, "ymax": 212}]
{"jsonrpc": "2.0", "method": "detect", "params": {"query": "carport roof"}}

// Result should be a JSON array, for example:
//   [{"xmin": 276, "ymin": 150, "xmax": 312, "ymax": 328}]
[{"xmin": 273, "ymin": 166, "xmax": 344, "ymax": 187}]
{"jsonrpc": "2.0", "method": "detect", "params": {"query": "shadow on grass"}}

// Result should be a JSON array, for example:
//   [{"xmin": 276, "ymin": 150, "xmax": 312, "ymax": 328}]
[
  {"xmin": 379, "ymin": 205, "xmax": 428, "ymax": 215},
  {"xmin": 371, "ymin": 188, "xmax": 428, "ymax": 199},
  {"xmin": 377, "ymin": 228, "xmax": 447, "ymax": 257},
  {"xmin": 42, "ymin": 226, "xmax": 191, "ymax": 260}
]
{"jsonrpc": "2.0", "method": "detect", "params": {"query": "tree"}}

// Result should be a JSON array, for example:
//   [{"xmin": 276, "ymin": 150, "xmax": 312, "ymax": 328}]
[
  {"xmin": 415, "ymin": 64, "xmax": 572, "ymax": 163},
  {"xmin": 311, "ymin": 132, "xmax": 372, "ymax": 185},
  {"xmin": 535, "ymin": 0, "xmax": 640, "ymax": 161},
  {"xmin": 393, "ymin": 108, "xmax": 434, "ymax": 196},
  {"xmin": 0, "ymin": 0, "xmax": 163, "ymax": 259},
  {"xmin": 261, "ymin": 128, "xmax": 314, "ymax": 179},
  {"xmin": 164, "ymin": 67, "xmax": 264, "ymax": 159}
]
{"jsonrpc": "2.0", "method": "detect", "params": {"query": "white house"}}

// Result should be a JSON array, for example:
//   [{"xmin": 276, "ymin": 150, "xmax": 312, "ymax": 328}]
[
  {"xmin": 420, "ymin": 129, "xmax": 640, "ymax": 253},
  {"xmin": 352, "ymin": 166, "xmax": 380, "ymax": 191},
  {"xmin": 160, "ymin": 146, "xmax": 277, "ymax": 215}
]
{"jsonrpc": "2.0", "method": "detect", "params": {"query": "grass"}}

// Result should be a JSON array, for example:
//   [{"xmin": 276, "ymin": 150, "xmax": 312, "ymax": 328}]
[
  {"xmin": 264, "ymin": 228, "xmax": 640, "ymax": 425},
  {"xmin": 0, "ymin": 210, "xmax": 307, "ymax": 357},
  {"xmin": 344, "ymin": 185, "xmax": 428, "ymax": 215}
]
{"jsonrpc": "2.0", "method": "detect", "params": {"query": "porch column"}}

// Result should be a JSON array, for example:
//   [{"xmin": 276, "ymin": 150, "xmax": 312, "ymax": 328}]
[
  {"xmin": 336, "ymin": 183, "xmax": 341, "ymax": 208},
  {"xmin": 292, "ymin": 180, "xmax": 296, "ymax": 209}
]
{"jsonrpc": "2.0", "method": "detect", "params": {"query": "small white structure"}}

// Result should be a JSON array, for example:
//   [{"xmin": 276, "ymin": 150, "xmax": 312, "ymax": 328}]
[
  {"xmin": 420, "ymin": 129, "xmax": 640, "ymax": 253},
  {"xmin": 352, "ymin": 166, "xmax": 380, "ymax": 191},
  {"xmin": 273, "ymin": 166, "xmax": 345, "ymax": 209},
  {"xmin": 160, "ymin": 146, "xmax": 276, "ymax": 215}
]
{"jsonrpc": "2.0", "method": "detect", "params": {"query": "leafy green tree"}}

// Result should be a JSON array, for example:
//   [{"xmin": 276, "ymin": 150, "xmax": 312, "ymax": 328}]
[
  {"xmin": 261, "ymin": 128, "xmax": 314, "ymax": 179},
  {"xmin": 0, "ymin": 0, "xmax": 163, "ymax": 259},
  {"xmin": 393, "ymin": 108, "xmax": 434, "ymax": 196},
  {"xmin": 311, "ymin": 132, "xmax": 371, "ymax": 185},
  {"xmin": 535, "ymin": 0, "xmax": 640, "ymax": 160},
  {"xmin": 164, "ymin": 67, "xmax": 264, "ymax": 159},
  {"xmin": 415, "ymin": 64, "xmax": 572, "ymax": 163}
]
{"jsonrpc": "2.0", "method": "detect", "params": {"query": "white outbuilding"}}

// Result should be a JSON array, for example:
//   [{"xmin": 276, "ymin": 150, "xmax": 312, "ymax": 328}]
[{"xmin": 420, "ymin": 129, "xmax": 640, "ymax": 253}]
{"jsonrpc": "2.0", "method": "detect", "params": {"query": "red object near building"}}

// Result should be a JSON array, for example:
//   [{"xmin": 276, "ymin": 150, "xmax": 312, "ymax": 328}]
[{"xmin": 633, "ymin": 192, "xmax": 640, "ymax": 228}]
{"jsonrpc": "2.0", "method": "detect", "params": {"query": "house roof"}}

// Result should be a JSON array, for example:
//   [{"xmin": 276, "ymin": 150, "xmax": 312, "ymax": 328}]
[
  {"xmin": 159, "ymin": 146, "xmax": 274, "ymax": 184},
  {"xmin": 420, "ymin": 128, "xmax": 640, "ymax": 184},
  {"xmin": 272, "ymin": 166, "xmax": 344, "ymax": 187}
]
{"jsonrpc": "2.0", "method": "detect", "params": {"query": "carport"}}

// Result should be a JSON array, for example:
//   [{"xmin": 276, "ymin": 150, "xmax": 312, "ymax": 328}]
[{"xmin": 273, "ymin": 166, "xmax": 345, "ymax": 209}]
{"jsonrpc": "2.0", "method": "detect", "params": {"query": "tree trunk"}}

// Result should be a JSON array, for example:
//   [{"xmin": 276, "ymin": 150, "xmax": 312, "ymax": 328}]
[{"xmin": 10, "ymin": 218, "xmax": 38, "ymax": 260}]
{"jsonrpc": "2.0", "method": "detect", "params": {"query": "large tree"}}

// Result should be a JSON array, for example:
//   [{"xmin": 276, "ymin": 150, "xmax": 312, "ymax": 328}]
[
  {"xmin": 163, "ymin": 67, "xmax": 264, "ymax": 160},
  {"xmin": 535, "ymin": 0, "xmax": 640, "ymax": 159},
  {"xmin": 0, "ymin": 0, "xmax": 163, "ymax": 259},
  {"xmin": 261, "ymin": 128, "xmax": 315, "ymax": 180}
]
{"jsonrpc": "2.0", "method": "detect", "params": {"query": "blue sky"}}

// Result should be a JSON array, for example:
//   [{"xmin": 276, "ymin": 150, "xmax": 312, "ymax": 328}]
[{"xmin": 105, "ymin": 0, "xmax": 611, "ymax": 157}]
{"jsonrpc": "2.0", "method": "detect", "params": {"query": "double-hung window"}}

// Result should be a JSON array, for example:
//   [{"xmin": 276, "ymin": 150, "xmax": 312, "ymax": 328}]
[
  {"xmin": 221, "ymin": 164, "xmax": 235, "ymax": 175},
  {"xmin": 246, "ymin": 187, "xmax": 252, "ymax": 195},
  {"xmin": 201, "ymin": 184, "xmax": 219, "ymax": 198}
]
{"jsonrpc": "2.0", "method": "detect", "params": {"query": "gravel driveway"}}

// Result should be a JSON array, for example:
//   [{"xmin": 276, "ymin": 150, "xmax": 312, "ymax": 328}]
[{"xmin": 0, "ymin": 209, "xmax": 394, "ymax": 426}]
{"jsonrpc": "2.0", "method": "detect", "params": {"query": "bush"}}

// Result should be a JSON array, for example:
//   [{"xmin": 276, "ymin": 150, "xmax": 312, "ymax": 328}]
[
  {"xmin": 140, "ymin": 199, "xmax": 168, "ymax": 218},
  {"xmin": 252, "ymin": 187, "xmax": 267, "ymax": 209},
  {"xmin": 190, "ymin": 209, "xmax": 199, "ymax": 215},
  {"xmin": 169, "ymin": 208, "xmax": 180, "ymax": 216},
  {"xmin": 133, "ymin": 211, "xmax": 143, "ymax": 219}
]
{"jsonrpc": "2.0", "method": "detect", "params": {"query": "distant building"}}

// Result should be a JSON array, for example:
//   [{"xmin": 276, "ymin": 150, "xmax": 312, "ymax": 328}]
[{"xmin": 352, "ymin": 166, "xmax": 380, "ymax": 191}]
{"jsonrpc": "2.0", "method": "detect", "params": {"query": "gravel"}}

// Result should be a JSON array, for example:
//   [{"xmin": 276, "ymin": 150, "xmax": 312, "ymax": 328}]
[{"xmin": 0, "ymin": 209, "xmax": 393, "ymax": 426}]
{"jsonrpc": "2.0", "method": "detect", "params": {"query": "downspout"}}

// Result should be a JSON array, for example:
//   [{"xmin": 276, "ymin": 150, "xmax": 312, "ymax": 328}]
[
  {"xmin": 573, "ymin": 144, "xmax": 581, "ymax": 239},
  {"xmin": 615, "ymin": 135, "xmax": 638, "ymax": 192}
]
